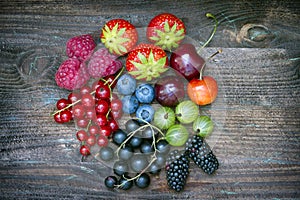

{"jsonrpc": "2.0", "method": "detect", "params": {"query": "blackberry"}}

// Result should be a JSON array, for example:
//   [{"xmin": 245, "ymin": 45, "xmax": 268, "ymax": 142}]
[
  {"xmin": 185, "ymin": 135, "xmax": 219, "ymax": 174},
  {"xmin": 165, "ymin": 150, "xmax": 190, "ymax": 192}
]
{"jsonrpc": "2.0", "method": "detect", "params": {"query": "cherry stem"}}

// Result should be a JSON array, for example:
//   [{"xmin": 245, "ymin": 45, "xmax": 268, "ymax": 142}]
[
  {"xmin": 200, "ymin": 13, "xmax": 218, "ymax": 50},
  {"xmin": 199, "ymin": 49, "xmax": 222, "ymax": 80}
]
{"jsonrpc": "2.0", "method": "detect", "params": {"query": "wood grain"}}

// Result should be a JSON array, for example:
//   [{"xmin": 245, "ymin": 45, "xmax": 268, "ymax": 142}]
[{"xmin": 1, "ymin": 0, "xmax": 300, "ymax": 199}]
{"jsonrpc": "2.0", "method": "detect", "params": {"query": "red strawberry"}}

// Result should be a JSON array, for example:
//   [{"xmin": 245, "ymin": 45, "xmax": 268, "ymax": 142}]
[
  {"xmin": 66, "ymin": 34, "xmax": 96, "ymax": 62},
  {"xmin": 100, "ymin": 19, "xmax": 138, "ymax": 56},
  {"xmin": 147, "ymin": 13, "xmax": 186, "ymax": 51},
  {"xmin": 126, "ymin": 43, "xmax": 168, "ymax": 81}
]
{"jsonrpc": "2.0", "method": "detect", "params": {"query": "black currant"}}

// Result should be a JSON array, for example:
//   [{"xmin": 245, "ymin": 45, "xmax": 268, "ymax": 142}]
[
  {"xmin": 142, "ymin": 126, "xmax": 157, "ymax": 139},
  {"xmin": 156, "ymin": 139, "xmax": 170, "ymax": 154},
  {"xmin": 99, "ymin": 146, "xmax": 114, "ymax": 161},
  {"xmin": 112, "ymin": 129, "xmax": 127, "ymax": 145},
  {"xmin": 113, "ymin": 160, "xmax": 129, "ymax": 176},
  {"xmin": 130, "ymin": 154, "xmax": 148, "ymax": 173},
  {"xmin": 135, "ymin": 173, "xmax": 150, "ymax": 189},
  {"xmin": 104, "ymin": 176, "xmax": 118, "ymax": 189},
  {"xmin": 148, "ymin": 163, "xmax": 161, "ymax": 175},
  {"xmin": 125, "ymin": 119, "xmax": 140, "ymax": 133},
  {"xmin": 155, "ymin": 153, "xmax": 167, "ymax": 167},
  {"xmin": 118, "ymin": 145, "xmax": 134, "ymax": 160},
  {"xmin": 118, "ymin": 175, "xmax": 133, "ymax": 190},
  {"xmin": 129, "ymin": 136, "xmax": 143, "ymax": 148},
  {"xmin": 140, "ymin": 140, "xmax": 154, "ymax": 154}
]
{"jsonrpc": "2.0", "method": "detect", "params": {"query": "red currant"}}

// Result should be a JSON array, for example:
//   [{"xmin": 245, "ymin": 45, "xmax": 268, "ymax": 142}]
[
  {"xmin": 111, "ymin": 110, "xmax": 123, "ymax": 120},
  {"xmin": 95, "ymin": 84, "xmax": 111, "ymax": 99},
  {"xmin": 54, "ymin": 112, "xmax": 63, "ymax": 123},
  {"xmin": 86, "ymin": 134, "xmax": 96, "ymax": 146},
  {"xmin": 97, "ymin": 135, "xmax": 108, "ymax": 147},
  {"xmin": 92, "ymin": 80, "xmax": 105, "ymax": 91},
  {"xmin": 80, "ymin": 145, "xmax": 90, "ymax": 156},
  {"xmin": 76, "ymin": 130, "xmax": 88, "ymax": 141},
  {"xmin": 99, "ymin": 125, "xmax": 112, "ymax": 137},
  {"xmin": 85, "ymin": 108, "xmax": 96, "ymax": 121},
  {"xmin": 68, "ymin": 92, "xmax": 81, "ymax": 103},
  {"xmin": 88, "ymin": 124, "xmax": 100, "ymax": 135},
  {"xmin": 80, "ymin": 85, "xmax": 92, "ymax": 96},
  {"xmin": 56, "ymin": 98, "xmax": 70, "ymax": 110},
  {"xmin": 103, "ymin": 75, "xmax": 117, "ymax": 88},
  {"xmin": 76, "ymin": 118, "xmax": 89, "ymax": 128},
  {"xmin": 108, "ymin": 118, "xmax": 119, "ymax": 132},
  {"xmin": 95, "ymin": 99, "xmax": 110, "ymax": 115},
  {"xmin": 81, "ymin": 93, "xmax": 95, "ymax": 108},
  {"xmin": 96, "ymin": 114, "xmax": 108, "ymax": 126},
  {"xmin": 60, "ymin": 110, "xmax": 72, "ymax": 122},
  {"xmin": 73, "ymin": 104, "xmax": 85, "ymax": 119},
  {"xmin": 110, "ymin": 99, "xmax": 122, "ymax": 111}
]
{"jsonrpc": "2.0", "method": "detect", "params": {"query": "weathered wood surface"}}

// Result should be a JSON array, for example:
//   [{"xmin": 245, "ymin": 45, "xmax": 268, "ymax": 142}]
[{"xmin": 0, "ymin": 0, "xmax": 299, "ymax": 199}]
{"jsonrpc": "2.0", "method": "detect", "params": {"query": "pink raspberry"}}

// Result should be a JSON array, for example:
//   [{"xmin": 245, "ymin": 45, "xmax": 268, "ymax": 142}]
[
  {"xmin": 87, "ymin": 48, "xmax": 123, "ymax": 78},
  {"xmin": 55, "ymin": 58, "xmax": 90, "ymax": 90},
  {"xmin": 66, "ymin": 34, "xmax": 96, "ymax": 62}
]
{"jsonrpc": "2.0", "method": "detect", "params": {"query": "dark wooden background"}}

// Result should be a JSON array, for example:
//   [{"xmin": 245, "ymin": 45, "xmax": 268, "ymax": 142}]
[{"xmin": 1, "ymin": 0, "xmax": 299, "ymax": 199}]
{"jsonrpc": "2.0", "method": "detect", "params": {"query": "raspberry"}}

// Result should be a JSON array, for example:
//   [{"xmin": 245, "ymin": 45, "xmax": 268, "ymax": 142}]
[
  {"xmin": 87, "ymin": 48, "xmax": 123, "ymax": 78},
  {"xmin": 55, "ymin": 58, "xmax": 90, "ymax": 90},
  {"xmin": 66, "ymin": 34, "xmax": 96, "ymax": 62},
  {"xmin": 185, "ymin": 135, "xmax": 219, "ymax": 174},
  {"xmin": 165, "ymin": 150, "xmax": 190, "ymax": 192}
]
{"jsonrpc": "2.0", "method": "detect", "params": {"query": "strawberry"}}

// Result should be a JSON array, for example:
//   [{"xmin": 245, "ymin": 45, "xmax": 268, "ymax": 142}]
[
  {"xmin": 100, "ymin": 19, "xmax": 138, "ymax": 56},
  {"xmin": 147, "ymin": 13, "xmax": 186, "ymax": 51},
  {"xmin": 126, "ymin": 43, "xmax": 168, "ymax": 81}
]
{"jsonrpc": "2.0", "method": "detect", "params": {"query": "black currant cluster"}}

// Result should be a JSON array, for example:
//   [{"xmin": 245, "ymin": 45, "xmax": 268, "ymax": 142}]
[{"xmin": 100, "ymin": 119, "xmax": 171, "ymax": 190}]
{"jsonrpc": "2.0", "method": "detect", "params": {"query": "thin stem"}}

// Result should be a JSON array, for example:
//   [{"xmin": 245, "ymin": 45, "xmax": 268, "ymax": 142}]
[
  {"xmin": 200, "ymin": 13, "xmax": 218, "ymax": 50},
  {"xmin": 199, "ymin": 49, "xmax": 222, "ymax": 80}
]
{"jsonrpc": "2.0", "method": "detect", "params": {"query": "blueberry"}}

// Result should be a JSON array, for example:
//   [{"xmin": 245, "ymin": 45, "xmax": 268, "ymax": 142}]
[
  {"xmin": 135, "ymin": 83, "xmax": 155, "ymax": 103},
  {"xmin": 104, "ymin": 176, "xmax": 118, "ymax": 189},
  {"xmin": 118, "ymin": 175, "xmax": 133, "ymax": 190},
  {"xmin": 135, "ymin": 173, "xmax": 150, "ymax": 188},
  {"xmin": 118, "ymin": 145, "xmax": 134, "ymax": 160},
  {"xmin": 130, "ymin": 154, "xmax": 148, "ymax": 173},
  {"xmin": 99, "ymin": 146, "xmax": 114, "ymax": 161},
  {"xmin": 122, "ymin": 95, "xmax": 139, "ymax": 114},
  {"xmin": 136, "ymin": 104, "xmax": 155, "ymax": 123},
  {"xmin": 117, "ymin": 74, "xmax": 136, "ymax": 95},
  {"xmin": 112, "ymin": 129, "xmax": 127, "ymax": 145},
  {"xmin": 113, "ymin": 160, "xmax": 129, "ymax": 176}
]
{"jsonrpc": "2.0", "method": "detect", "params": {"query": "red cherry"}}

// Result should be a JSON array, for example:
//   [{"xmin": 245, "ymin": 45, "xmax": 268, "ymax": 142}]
[
  {"xmin": 97, "ymin": 135, "xmax": 108, "ymax": 147},
  {"xmin": 110, "ymin": 99, "xmax": 122, "ymax": 111},
  {"xmin": 108, "ymin": 118, "xmax": 119, "ymax": 132},
  {"xmin": 187, "ymin": 76, "xmax": 218, "ymax": 105},
  {"xmin": 76, "ymin": 130, "xmax": 88, "ymax": 141},
  {"xmin": 86, "ymin": 134, "xmax": 97, "ymax": 146},
  {"xmin": 88, "ymin": 124, "xmax": 100, "ymax": 135},
  {"xmin": 56, "ymin": 98, "xmax": 70, "ymax": 110},
  {"xmin": 73, "ymin": 104, "xmax": 85, "ymax": 119},
  {"xmin": 60, "ymin": 110, "xmax": 73, "ymax": 122},
  {"xmin": 96, "ymin": 114, "xmax": 108, "ymax": 126},
  {"xmin": 95, "ymin": 84, "xmax": 111, "ymax": 99},
  {"xmin": 76, "ymin": 118, "xmax": 89, "ymax": 128},
  {"xmin": 81, "ymin": 93, "xmax": 95, "ymax": 108},
  {"xmin": 95, "ymin": 99, "xmax": 110, "ymax": 114},
  {"xmin": 80, "ymin": 145, "xmax": 90, "ymax": 156},
  {"xmin": 54, "ymin": 112, "xmax": 63, "ymax": 123},
  {"xmin": 99, "ymin": 125, "xmax": 112, "ymax": 137},
  {"xmin": 80, "ymin": 85, "xmax": 92, "ymax": 96},
  {"xmin": 68, "ymin": 92, "xmax": 81, "ymax": 103}
]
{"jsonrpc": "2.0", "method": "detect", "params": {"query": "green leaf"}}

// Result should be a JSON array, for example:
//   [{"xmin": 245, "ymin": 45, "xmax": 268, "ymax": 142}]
[
  {"xmin": 164, "ymin": 21, "xmax": 170, "ymax": 32},
  {"xmin": 117, "ymin": 27, "xmax": 126, "ymax": 37},
  {"xmin": 137, "ymin": 52, "xmax": 148, "ymax": 64},
  {"xmin": 149, "ymin": 36, "xmax": 160, "ymax": 41},
  {"xmin": 156, "ymin": 56, "xmax": 167, "ymax": 67},
  {"xmin": 171, "ymin": 23, "xmax": 177, "ymax": 32},
  {"xmin": 148, "ymin": 50, "xmax": 155, "ymax": 64},
  {"xmin": 112, "ymin": 23, "xmax": 119, "ymax": 34}
]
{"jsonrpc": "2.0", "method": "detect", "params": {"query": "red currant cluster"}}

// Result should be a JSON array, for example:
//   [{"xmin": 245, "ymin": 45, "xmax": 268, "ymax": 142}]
[{"xmin": 52, "ymin": 71, "xmax": 124, "ymax": 156}]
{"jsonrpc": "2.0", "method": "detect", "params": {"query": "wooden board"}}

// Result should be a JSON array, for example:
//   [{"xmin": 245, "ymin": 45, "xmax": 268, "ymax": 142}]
[{"xmin": 0, "ymin": 0, "xmax": 299, "ymax": 199}]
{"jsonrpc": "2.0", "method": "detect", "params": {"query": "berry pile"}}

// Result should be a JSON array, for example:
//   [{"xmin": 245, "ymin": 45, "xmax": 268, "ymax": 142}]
[{"xmin": 52, "ymin": 12, "xmax": 221, "ymax": 192}]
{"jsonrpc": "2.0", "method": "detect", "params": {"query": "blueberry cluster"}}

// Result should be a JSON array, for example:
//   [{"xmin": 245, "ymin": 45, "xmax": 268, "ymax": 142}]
[
  {"xmin": 101, "ymin": 119, "xmax": 170, "ymax": 190},
  {"xmin": 117, "ymin": 74, "xmax": 155, "ymax": 123}
]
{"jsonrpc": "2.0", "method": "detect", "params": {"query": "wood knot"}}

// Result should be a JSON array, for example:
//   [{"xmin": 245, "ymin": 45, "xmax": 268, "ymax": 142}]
[{"xmin": 236, "ymin": 24, "xmax": 275, "ymax": 47}]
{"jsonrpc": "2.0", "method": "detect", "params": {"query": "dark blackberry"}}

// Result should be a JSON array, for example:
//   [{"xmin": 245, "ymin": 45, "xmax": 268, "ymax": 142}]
[
  {"xmin": 165, "ymin": 150, "xmax": 190, "ymax": 192},
  {"xmin": 185, "ymin": 135, "xmax": 219, "ymax": 174}
]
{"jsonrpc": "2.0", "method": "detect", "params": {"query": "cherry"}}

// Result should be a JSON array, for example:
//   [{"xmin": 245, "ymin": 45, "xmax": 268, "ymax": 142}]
[
  {"xmin": 97, "ymin": 135, "xmax": 109, "ymax": 147},
  {"xmin": 96, "ymin": 114, "xmax": 108, "ymax": 126},
  {"xmin": 60, "ymin": 110, "xmax": 73, "ymax": 122},
  {"xmin": 88, "ymin": 124, "xmax": 100, "ymax": 135},
  {"xmin": 99, "ymin": 125, "xmax": 112, "ymax": 137},
  {"xmin": 86, "ymin": 134, "xmax": 97, "ymax": 146},
  {"xmin": 68, "ymin": 92, "xmax": 81, "ymax": 103},
  {"xmin": 95, "ymin": 84, "xmax": 111, "ymax": 100},
  {"xmin": 80, "ymin": 145, "xmax": 90, "ymax": 156},
  {"xmin": 76, "ymin": 118, "xmax": 89, "ymax": 128},
  {"xmin": 54, "ymin": 112, "xmax": 63, "ymax": 123},
  {"xmin": 110, "ymin": 99, "xmax": 122, "ymax": 111},
  {"xmin": 95, "ymin": 99, "xmax": 110, "ymax": 115},
  {"xmin": 81, "ymin": 93, "xmax": 95, "ymax": 108},
  {"xmin": 73, "ymin": 104, "xmax": 85, "ymax": 119},
  {"xmin": 56, "ymin": 98, "xmax": 70, "ymax": 110},
  {"xmin": 108, "ymin": 118, "xmax": 119, "ymax": 132},
  {"xmin": 80, "ymin": 85, "xmax": 92, "ymax": 96},
  {"xmin": 76, "ymin": 130, "xmax": 88, "ymax": 141}
]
